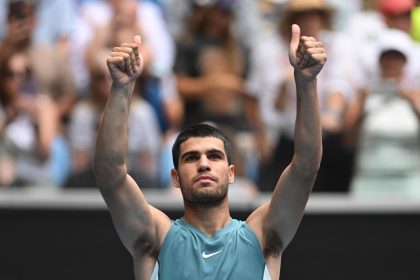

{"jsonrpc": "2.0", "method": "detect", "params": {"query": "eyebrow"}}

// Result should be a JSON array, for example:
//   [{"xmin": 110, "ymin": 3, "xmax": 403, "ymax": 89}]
[
  {"xmin": 207, "ymin": 149, "xmax": 225, "ymax": 157},
  {"xmin": 180, "ymin": 150, "xmax": 200, "ymax": 161},
  {"xmin": 180, "ymin": 149, "xmax": 225, "ymax": 161}
]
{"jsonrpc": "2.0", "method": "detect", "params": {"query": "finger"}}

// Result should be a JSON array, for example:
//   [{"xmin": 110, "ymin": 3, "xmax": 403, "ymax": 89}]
[
  {"xmin": 123, "ymin": 52, "xmax": 134, "ymax": 76},
  {"xmin": 120, "ymin": 44, "xmax": 138, "ymax": 72},
  {"xmin": 289, "ymin": 24, "xmax": 301, "ymax": 58},
  {"xmin": 300, "ymin": 52, "xmax": 311, "ymax": 68},
  {"xmin": 133, "ymin": 35, "xmax": 142, "ymax": 70},
  {"xmin": 299, "ymin": 38, "xmax": 318, "ymax": 55},
  {"xmin": 305, "ymin": 47, "xmax": 326, "ymax": 56},
  {"xmin": 121, "ymin": 36, "xmax": 142, "ymax": 72},
  {"xmin": 110, "ymin": 49, "xmax": 136, "ymax": 75},
  {"xmin": 113, "ymin": 46, "xmax": 136, "ymax": 68},
  {"xmin": 133, "ymin": 35, "xmax": 141, "ymax": 47},
  {"xmin": 306, "ymin": 53, "xmax": 327, "ymax": 66},
  {"xmin": 107, "ymin": 55, "xmax": 125, "ymax": 70},
  {"xmin": 300, "ymin": 36, "xmax": 316, "ymax": 42}
]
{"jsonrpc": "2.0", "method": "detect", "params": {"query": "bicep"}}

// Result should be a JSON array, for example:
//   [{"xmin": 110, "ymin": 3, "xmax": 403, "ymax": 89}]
[{"xmin": 100, "ymin": 175, "xmax": 171, "ymax": 256}]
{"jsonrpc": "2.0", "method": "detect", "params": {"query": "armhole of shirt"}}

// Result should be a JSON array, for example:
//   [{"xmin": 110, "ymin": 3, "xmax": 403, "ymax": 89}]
[
  {"xmin": 243, "ymin": 222, "xmax": 272, "ymax": 280},
  {"xmin": 243, "ymin": 222, "xmax": 265, "ymax": 261},
  {"xmin": 156, "ymin": 220, "xmax": 177, "ymax": 265}
]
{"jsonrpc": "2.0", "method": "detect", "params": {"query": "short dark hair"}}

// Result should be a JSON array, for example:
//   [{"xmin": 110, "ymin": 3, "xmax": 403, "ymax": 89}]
[{"xmin": 172, "ymin": 123, "xmax": 232, "ymax": 169}]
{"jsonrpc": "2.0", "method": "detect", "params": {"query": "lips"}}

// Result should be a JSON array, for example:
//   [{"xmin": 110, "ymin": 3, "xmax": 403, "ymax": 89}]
[{"xmin": 194, "ymin": 174, "xmax": 217, "ymax": 183}]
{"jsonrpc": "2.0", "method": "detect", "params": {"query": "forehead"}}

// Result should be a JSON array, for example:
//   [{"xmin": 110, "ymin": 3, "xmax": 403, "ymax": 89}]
[{"xmin": 180, "ymin": 137, "xmax": 225, "ymax": 154}]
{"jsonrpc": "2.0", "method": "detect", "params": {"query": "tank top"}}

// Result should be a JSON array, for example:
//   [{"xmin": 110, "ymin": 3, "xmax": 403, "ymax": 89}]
[{"xmin": 150, "ymin": 218, "xmax": 272, "ymax": 280}]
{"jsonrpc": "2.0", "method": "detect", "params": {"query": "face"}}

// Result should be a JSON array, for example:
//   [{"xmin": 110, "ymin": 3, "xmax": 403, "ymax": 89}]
[
  {"xmin": 171, "ymin": 137, "xmax": 235, "ymax": 205},
  {"xmin": 5, "ymin": 53, "xmax": 28, "ymax": 97},
  {"xmin": 204, "ymin": 7, "xmax": 232, "ymax": 39},
  {"xmin": 112, "ymin": 0, "xmax": 137, "ymax": 28},
  {"xmin": 379, "ymin": 51, "xmax": 407, "ymax": 79}
]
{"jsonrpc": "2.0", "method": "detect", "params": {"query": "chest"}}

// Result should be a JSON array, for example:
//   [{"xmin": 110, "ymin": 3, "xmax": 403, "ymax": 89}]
[{"xmin": 157, "ymin": 222, "xmax": 265, "ymax": 280}]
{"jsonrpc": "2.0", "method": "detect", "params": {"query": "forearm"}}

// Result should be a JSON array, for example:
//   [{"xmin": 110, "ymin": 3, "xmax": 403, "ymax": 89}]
[
  {"xmin": 293, "ymin": 71, "xmax": 322, "ymax": 173},
  {"xmin": 34, "ymin": 97, "xmax": 58, "ymax": 161},
  {"xmin": 94, "ymin": 83, "xmax": 135, "ymax": 188}
]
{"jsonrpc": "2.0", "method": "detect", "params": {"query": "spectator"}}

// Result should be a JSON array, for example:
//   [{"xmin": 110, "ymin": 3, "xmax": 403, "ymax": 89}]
[
  {"xmin": 65, "ymin": 49, "xmax": 162, "ymax": 188},
  {"xmin": 0, "ymin": 47, "xmax": 67, "ymax": 187},
  {"xmin": 345, "ymin": 0, "xmax": 418, "ymax": 83},
  {"xmin": 84, "ymin": 0, "xmax": 153, "ymax": 68},
  {"xmin": 163, "ymin": 0, "xmax": 264, "ymax": 50},
  {"xmin": 345, "ymin": 29, "xmax": 420, "ymax": 196},
  {"xmin": 174, "ymin": 0, "xmax": 267, "ymax": 186},
  {"xmin": 0, "ymin": 0, "xmax": 76, "ymax": 60},
  {"xmin": 249, "ymin": 0, "xmax": 355, "ymax": 192},
  {"xmin": 75, "ymin": 0, "xmax": 176, "ymax": 132},
  {"xmin": 0, "ymin": 0, "xmax": 76, "ymax": 123}
]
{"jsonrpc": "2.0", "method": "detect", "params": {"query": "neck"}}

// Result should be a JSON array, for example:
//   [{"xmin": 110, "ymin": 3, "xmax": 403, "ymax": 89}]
[{"xmin": 183, "ymin": 199, "xmax": 231, "ymax": 237}]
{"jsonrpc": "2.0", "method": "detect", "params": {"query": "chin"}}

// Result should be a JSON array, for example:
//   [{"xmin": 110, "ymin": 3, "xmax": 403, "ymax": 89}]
[{"xmin": 183, "ymin": 187, "xmax": 228, "ymax": 206}]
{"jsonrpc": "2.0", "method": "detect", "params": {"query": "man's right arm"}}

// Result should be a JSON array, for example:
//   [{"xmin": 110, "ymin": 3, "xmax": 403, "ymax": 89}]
[{"xmin": 93, "ymin": 37, "xmax": 171, "ymax": 260}]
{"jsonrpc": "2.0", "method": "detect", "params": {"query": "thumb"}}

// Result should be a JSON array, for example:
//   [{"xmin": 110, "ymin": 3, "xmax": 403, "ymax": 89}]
[
  {"xmin": 132, "ymin": 35, "xmax": 143, "ymax": 72},
  {"xmin": 133, "ymin": 35, "xmax": 141, "ymax": 46},
  {"xmin": 289, "ymin": 24, "xmax": 301, "ymax": 57}
]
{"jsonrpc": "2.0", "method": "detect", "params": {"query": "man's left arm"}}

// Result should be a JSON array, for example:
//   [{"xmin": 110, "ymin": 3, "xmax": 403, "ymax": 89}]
[{"xmin": 247, "ymin": 24, "xmax": 325, "ymax": 255}]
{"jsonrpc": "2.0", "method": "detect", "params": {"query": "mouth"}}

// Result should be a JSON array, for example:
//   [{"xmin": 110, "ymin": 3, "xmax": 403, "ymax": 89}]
[{"xmin": 194, "ymin": 175, "xmax": 217, "ymax": 183}]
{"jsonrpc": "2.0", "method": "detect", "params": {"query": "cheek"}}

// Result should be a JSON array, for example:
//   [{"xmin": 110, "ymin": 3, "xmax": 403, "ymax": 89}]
[{"xmin": 178, "ymin": 167, "xmax": 194, "ymax": 184}]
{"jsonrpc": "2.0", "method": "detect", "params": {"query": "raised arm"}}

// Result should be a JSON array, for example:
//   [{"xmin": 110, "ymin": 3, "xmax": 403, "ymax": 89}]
[
  {"xmin": 247, "ymin": 24, "xmax": 325, "ymax": 265},
  {"xmin": 93, "ymin": 36, "xmax": 170, "ymax": 273}
]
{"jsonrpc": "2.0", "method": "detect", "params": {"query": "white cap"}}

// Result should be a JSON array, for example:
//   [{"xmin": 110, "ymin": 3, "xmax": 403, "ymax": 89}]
[{"xmin": 376, "ymin": 28, "xmax": 413, "ymax": 60}]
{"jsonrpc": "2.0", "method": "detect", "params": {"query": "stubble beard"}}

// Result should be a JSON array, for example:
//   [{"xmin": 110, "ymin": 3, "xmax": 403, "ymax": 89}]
[{"xmin": 180, "ymin": 177, "xmax": 229, "ymax": 207}]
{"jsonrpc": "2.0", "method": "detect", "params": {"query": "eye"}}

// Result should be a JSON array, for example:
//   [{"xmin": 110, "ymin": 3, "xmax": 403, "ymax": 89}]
[
  {"xmin": 208, "ymin": 153, "xmax": 222, "ymax": 160},
  {"xmin": 185, "ymin": 154, "xmax": 198, "ymax": 162}
]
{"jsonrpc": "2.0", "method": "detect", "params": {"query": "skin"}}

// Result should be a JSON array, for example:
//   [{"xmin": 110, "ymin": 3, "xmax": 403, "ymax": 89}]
[{"xmin": 94, "ymin": 24, "xmax": 325, "ymax": 279}]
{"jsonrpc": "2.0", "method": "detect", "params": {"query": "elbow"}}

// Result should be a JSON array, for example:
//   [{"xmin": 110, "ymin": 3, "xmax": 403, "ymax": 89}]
[{"xmin": 93, "ymin": 151, "xmax": 127, "ymax": 188}]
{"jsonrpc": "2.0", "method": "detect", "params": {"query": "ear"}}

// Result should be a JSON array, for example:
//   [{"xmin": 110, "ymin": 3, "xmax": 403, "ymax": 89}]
[
  {"xmin": 228, "ymin": 164, "xmax": 235, "ymax": 184},
  {"xmin": 171, "ymin": 168, "xmax": 180, "ymax": 188}
]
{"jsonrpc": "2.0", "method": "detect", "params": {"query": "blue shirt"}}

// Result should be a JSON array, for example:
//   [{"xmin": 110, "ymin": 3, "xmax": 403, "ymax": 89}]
[{"xmin": 151, "ymin": 218, "xmax": 271, "ymax": 280}]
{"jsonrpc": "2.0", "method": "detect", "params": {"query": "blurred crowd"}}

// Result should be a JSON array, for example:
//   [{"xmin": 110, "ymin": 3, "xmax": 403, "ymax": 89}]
[{"xmin": 0, "ymin": 0, "xmax": 420, "ymax": 198}]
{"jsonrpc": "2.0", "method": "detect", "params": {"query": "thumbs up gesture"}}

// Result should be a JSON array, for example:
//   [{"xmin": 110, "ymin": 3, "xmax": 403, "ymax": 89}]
[
  {"xmin": 107, "ymin": 35, "xmax": 144, "ymax": 88},
  {"xmin": 289, "ymin": 24, "xmax": 327, "ymax": 80}
]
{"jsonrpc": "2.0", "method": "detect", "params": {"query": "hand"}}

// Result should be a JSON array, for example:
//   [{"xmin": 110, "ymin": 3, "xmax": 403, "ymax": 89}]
[
  {"xmin": 289, "ymin": 24, "xmax": 326, "ymax": 80},
  {"xmin": 107, "ymin": 35, "xmax": 143, "ymax": 88}
]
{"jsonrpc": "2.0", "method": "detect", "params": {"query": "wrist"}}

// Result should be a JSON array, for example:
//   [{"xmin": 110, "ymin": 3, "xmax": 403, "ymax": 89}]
[
  {"xmin": 294, "ymin": 70, "xmax": 317, "ymax": 91},
  {"xmin": 294, "ymin": 69, "xmax": 317, "ymax": 82},
  {"xmin": 111, "ymin": 82, "xmax": 134, "ymax": 95}
]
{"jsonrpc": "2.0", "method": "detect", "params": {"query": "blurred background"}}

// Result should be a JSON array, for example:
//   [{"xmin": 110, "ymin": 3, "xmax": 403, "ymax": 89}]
[{"xmin": 1, "ymin": 0, "xmax": 420, "ymax": 279}]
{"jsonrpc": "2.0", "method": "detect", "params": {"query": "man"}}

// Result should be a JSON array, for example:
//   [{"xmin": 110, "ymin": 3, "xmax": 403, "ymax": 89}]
[{"xmin": 94, "ymin": 24, "xmax": 326, "ymax": 279}]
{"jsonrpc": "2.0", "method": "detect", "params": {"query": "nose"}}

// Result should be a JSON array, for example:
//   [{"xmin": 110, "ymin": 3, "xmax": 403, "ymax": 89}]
[{"xmin": 197, "ymin": 155, "xmax": 211, "ymax": 173}]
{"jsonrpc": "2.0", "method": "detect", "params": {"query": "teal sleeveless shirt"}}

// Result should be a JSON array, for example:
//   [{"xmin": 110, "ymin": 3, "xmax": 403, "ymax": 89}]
[{"xmin": 150, "ymin": 218, "xmax": 272, "ymax": 280}]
